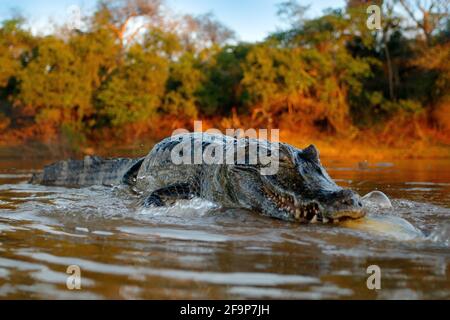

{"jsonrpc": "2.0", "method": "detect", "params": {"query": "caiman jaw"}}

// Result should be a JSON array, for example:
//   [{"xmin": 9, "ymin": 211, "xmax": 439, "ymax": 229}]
[
  {"xmin": 262, "ymin": 186, "xmax": 324, "ymax": 223},
  {"xmin": 262, "ymin": 186, "xmax": 364, "ymax": 224}
]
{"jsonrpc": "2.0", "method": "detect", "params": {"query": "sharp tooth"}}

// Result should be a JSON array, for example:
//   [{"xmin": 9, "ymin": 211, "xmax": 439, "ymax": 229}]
[
  {"xmin": 323, "ymin": 217, "xmax": 329, "ymax": 223},
  {"xmin": 311, "ymin": 215, "xmax": 317, "ymax": 224}
]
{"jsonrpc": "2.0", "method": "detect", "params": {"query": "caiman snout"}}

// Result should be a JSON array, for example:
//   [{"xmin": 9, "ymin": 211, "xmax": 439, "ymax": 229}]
[
  {"xmin": 324, "ymin": 189, "xmax": 366, "ymax": 221},
  {"xmin": 337, "ymin": 189, "xmax": 364, "ymax": 207}
]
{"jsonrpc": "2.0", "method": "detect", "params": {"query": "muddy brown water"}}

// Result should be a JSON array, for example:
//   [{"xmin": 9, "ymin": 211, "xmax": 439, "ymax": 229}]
[{"xmin": 0, "ymin": 150, "xmax": 449, "ymax": 299}]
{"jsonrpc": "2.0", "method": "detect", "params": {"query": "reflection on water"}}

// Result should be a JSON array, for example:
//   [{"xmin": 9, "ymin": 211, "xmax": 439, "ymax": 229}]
[{"xmin": 0, "ymin": 154, "xmax": 449, "ymax": 299}]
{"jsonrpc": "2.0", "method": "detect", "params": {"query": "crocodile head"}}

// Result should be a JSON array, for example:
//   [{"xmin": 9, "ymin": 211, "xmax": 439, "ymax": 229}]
[{"xmin": 229, "ymin": 141, "xmax": 366, "ymax": 223}]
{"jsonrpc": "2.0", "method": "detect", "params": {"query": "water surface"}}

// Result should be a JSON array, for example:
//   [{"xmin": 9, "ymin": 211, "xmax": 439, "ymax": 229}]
[{"xmin": 0, "ymin": 153, "xmax": 449, "ymax": 299}]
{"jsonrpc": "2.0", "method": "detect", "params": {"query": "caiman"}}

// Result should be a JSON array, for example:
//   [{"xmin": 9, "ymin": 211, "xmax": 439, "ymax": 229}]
[{"xmin": 30, "ymin": 133, "xmax": 366, "ymax": 224}]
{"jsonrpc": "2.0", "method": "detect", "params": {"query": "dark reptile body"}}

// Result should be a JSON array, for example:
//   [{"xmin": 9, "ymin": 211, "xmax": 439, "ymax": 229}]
[{"xmin": 31, "ymin": 133, "xmax": 366, "ymax": 223}]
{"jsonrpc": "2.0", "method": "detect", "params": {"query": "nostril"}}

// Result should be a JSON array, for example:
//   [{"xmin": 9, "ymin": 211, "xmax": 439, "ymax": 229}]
[{"xmin": 358, "ymin": 201, "xmax": 363, "ymax": 207}]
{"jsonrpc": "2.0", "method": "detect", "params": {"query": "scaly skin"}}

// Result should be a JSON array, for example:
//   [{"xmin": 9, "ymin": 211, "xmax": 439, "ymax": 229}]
[{"xmin": 31, "ymin": 133, "xmax": 366, "ymax": 224}]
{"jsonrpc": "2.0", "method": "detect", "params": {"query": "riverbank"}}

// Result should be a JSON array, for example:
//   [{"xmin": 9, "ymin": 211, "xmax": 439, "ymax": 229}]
[
  {"xmin": 282, "ymin": 134, "xmax": 450, "ymax": 160},
  {"xmin": 2, "ymin": 112, "xmax": 450, "ymax": 161},
  {"xmin": 1, "ymin": 132, "xmax": 449, "ymax": 162}
]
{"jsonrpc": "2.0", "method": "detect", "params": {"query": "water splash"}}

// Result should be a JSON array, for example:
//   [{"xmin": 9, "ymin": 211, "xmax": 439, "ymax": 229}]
[
  {"xmin": 427, "ymin": 223, "xmax": 450, "ymax": 247},
  {"xmin": 138, "ymin": 198, "xmax": 218, "ymax": 218},
  {"xmin": 362, "ymin": 191, "xmax": 393, "ymax": 209}
]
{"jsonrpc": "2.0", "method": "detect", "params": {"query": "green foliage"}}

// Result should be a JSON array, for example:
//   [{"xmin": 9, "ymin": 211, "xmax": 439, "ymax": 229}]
[
  {"xmin": 17, "ymin": 36, "xmax": 92, "ymax": 128},
  {"xmin": 0, "ymin": 18, "xmax": 33, "ymax": 88},
  {"xmin": 241, "ymin": 44, "xmax": 314, "ymax": 108},
  {"xmin": 96, "ymin": 43, "xmax": 169, "ymax": 126},
  {"xmin": 69, "ymin": 27, "xmax": 121, "ymax": 89},
  {"xmin": 162, "ymin": 52, "xmax": 203, "ymax": 118},
  {"xmin": 197, "ymin": 45, "xmax": 249, "ymax": 115},
  {"xmin": 0, "ymin": 0, "xmax": 449, "ymax": 142}
]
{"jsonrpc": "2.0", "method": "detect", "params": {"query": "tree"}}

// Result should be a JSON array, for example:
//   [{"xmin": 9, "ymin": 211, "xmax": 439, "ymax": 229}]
[
  {"xmin": 241, "ymin": 44, "xmax": 318, "ymax": 127},
  {"xmin": 0, "ymin": 0, "xmax": 449, "ymax": 145},
  {"xmin": 398, "ymin": 0, "xmax": 450, "ymax": 45},
  {"xmin": 0, "ymin": 17, "xmax": 34, "ymax": 131},
  {"xmin": 94, "ymin": 0, "xmax": 163, "ymax": 49},
  {"xmin": 276, "ymin": 0, "xmax": 309, "ymax": 28},
  {"xmin": 70, "ymin": 18, "xmax": 122, "ymax": 87},
  {"xmin": 95, "ymin": 43, "xmax": 169, "ymax": 128},
  {"xmin": 178, "ymin": 12, "xmax": 235, "ymax": 53},
  {"xmin": 0, "ymin": 17, "xmax": 33, "ymax": 88},
  {"xmin": 163, "ymin": 52, "xmax": 203, "ymax": 118},
  {"xmin": 413, "ymin": 41, "xmax": 450, "ymax": 130},
  {"xmin": 17, "ymin": 36, "xmax": 91, "ymax": 134},
  {"xmin": 257, "ymin": 9, "xmax": 373, "ymax": 131},
  {"xmin": 197, "ymin": 44, "xmax": 249, "ymax": 116}
]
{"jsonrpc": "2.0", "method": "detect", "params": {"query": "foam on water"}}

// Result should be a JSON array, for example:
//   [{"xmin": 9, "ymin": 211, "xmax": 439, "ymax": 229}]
[
  {"xmin": 427, "ymin": 223, "xmax": 450, "ymax": 247},
  {"xmin": 138, "ymin": 198, "xmax": 218, "ymax": 218}
]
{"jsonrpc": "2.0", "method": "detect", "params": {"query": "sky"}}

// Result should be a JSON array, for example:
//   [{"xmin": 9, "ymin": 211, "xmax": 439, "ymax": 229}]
[{"xmin": 0, "ymin": 0, "xmax": 345, "ymax": 42}]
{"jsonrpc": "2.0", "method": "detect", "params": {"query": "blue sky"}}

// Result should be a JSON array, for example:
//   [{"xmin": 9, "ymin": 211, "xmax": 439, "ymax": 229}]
[{"xmin": 0, "ymin": 0, "xmax": 345, "ymax": 42}]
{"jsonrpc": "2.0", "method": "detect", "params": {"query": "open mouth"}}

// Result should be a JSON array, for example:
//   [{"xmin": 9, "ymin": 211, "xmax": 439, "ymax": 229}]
[{"xmin": 262, "ymin": 187, "xmax": 365, "ymax": 224}]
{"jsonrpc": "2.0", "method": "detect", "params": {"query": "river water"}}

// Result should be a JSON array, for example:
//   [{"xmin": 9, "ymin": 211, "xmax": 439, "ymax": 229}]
[{"xmin": 0, "ymin": 151, "xmax": 449, "ymax": 299}]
